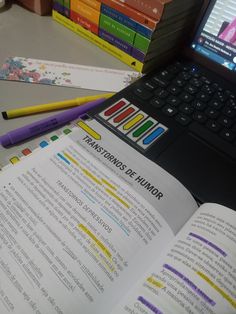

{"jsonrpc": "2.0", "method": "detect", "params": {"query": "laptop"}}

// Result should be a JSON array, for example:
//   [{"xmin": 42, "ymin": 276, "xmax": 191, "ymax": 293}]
[{"xmin": 89, "ymin": 0, "xmax": 236, "ymax": 210}]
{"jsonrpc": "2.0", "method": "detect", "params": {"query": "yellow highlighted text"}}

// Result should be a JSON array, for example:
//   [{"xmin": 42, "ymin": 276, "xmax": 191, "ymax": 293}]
[{"xmin": 79, "ymin": 224, "xmax": 111, "ymax": 259}]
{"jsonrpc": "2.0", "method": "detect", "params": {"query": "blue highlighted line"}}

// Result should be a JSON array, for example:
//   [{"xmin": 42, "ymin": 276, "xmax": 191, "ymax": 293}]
[
  {"xmin": 100, "ymin": 207, "xmax": 130, "ymax": 236},
  {"xmin": 81, "ymin": 190, "xmax": 96, "ymax": 204},
  {"xmin": 57, "ymin": 153, "xmax": 70, "ymax": 165}
]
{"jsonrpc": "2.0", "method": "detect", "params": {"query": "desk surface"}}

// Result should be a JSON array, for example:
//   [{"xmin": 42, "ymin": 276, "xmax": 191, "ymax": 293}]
[{"xmin": 0, "ymin": 3, "xmax": 131, "ymax": 164}]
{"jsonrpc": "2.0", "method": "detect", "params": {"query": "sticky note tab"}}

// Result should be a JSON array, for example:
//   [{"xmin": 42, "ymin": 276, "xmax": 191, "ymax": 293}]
[
  {"xmin": 22, "ymin": 148, "xmax": 32, "ymax": 156},
  {"xmin": 39, "ymin": 140, "xmax": 49, "ymax": 148},
  {"xmin": 10, "ymin": 156, "xmax": 20, "ymax": 164}
]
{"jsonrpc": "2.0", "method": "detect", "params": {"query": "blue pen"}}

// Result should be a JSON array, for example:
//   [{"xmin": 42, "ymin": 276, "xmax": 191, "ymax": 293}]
[{"xmin": 0, "ymin": 98, "xmax": 105, "ymax": 147}]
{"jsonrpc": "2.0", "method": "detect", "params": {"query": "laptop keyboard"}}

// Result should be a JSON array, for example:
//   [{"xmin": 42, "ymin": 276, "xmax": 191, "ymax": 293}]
[{"xmin": 131, "ymin": 60, "xmax": 236, "ymax": 159}]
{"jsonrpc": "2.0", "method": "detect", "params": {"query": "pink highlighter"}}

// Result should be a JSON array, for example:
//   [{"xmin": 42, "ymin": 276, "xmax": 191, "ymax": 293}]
[{"xmin": 219, "ymin": 17, "xmax": 236, "ymax": 44}]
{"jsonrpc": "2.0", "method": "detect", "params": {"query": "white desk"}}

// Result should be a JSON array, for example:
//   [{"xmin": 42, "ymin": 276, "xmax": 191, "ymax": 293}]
[{"xmin": 0, "ymin": 3, "xmax": 131, "ymax": 165}]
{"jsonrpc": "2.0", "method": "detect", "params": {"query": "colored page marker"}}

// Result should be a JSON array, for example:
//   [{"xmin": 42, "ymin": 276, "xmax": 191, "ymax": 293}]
[
  {"xmin": 133, "ymin": 120, "xmax": 154, "ymax": 137},
  {"xmin": 143, "ymin": 127, "xmax": 165, "ymax": 145},
  {"xmin": 77, "ymin": 121, "xmax": 101, "ymax": 140},
  {"xmin": 104, "ymin": 100, "xmax": 127, "ymax": 116},
  {"xmin": 10, "ymin": 156, "xmax": 20, "ymax": 164},
  {"xmin": 123, "ymin": 113, "xmax": 144, "ymax": 130},
  {"xmin": 113, "ymin": 107, "xmax": 135, "ymax": 123}
]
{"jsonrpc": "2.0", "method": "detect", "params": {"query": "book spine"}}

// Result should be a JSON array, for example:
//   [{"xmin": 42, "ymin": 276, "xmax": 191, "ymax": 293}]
[
  {"xmin": 70, "ymin": 9, "xmax": 99, "ymax": 34},
  {"xmin": 123, "ymin": 0, "xmax": 172, "ymax": 20},
  {"xmin": 132, "ymin": 47, "xmax": 145, "ymax": 62},
  {"xmin": 136, "ymin": 22, "xmax": 152, "ymax": 39},
  {"xmin": 100, "ymin": 0, "xmax": 158, "ymax": 30},
  {"xmin": 53, "ymin": 0, "xmax": 64, "ymax": 14},
  {"xmin": 133, "ymin": 33, "xmax": 150, "ymax": 53},
  {"xmin": 101, "ymin": 3, "xmax": 137, "ymax": 32},
  {"xmin": 99, "ymin": 28, "xmax": 133, "ymax": 54},
  {"xmin": 63, "ymin": 0, "xmax": 70, "ymax": 17},
  {"xmin": 54, "ymin": 0, "xmax": 63, "ymax": 5},
  {"xmin": 100, "ymin": 13, "xmax": 136, "ymax": 45},
  {"xmin": 70, "ymin": 0, "xmax": 100, "ymax": 25},
  {"xmin": 101, "ymin": 3, "xmax": 153, "ymax": 39},
  {"xmin": 80, "ymin": 0, "xmax": 101, "ymax": 11},
  {"xmin": 52, "ymin": 10, "xmax": 144, "ymax": 72}
]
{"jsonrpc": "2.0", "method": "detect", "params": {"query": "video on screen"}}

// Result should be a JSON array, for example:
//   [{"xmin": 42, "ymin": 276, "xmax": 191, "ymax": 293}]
[{"xmin": 192, "ymin": 0, "xmax": 236, "ymax": 71}]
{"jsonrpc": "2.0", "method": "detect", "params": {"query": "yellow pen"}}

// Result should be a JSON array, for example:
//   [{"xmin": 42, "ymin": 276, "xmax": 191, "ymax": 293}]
[{"xmin": 2, "ymin": 93, "xmax": 114, "ymax": 119}]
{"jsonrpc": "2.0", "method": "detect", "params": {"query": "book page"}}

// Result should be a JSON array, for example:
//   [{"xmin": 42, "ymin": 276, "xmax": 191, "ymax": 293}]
[
  {"xmin": 111, "ymin": 203, "xmax": 236, "ymax": 314},
  {"xmin": 69, "ymin": 118, "xmax": 198, "ymax": 233},
  {"xmin": 0, "ymin": 127, "xmax": 194, "ymax": 314}
]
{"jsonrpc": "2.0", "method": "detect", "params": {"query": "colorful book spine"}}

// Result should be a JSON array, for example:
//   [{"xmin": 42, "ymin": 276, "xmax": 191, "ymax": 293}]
[
  {"xmin": 63, "ymin": 0, "xmax": 70, "ymax": 17},
  {"xmin": 53, "ymin": 0, "xmax": 64, "ymax": 14},
  {"xmin": 101, "ymin": 3, "xmax": 153, "ymax": 39},
  {"xmin": 101, "ymin": 3, "xmax": 136, "ymax": 31},
  {"xmin": 133, "ymin": 33, "xmax": 150, "ymax": 53},
  {"xmin": 132, "ymin": 47, "xmax": 145, "ymax": 62},
  {"xmin": 80, "ymin": 0, "xmax": 101, "ymax": 10},
  {"xmin": 52, "ymin": 10, "xmax": 144, "ymax": 72},
  {"xmin": 136, "ymin": 22, "xmax": 153, "ymax": 39},
  {"xmin": 123, "ymin": 0, "xmax": 172, "ymax": 20},
  {"xmin": 70, "ymin": 9, "xmax": 99, "ymax": 34},
  {"xmin": 99, "ymin": 13, "xmax": 136, "ymax": 45},
  {"xmin": 100, "ymin": 0, "xmax": 158, "ymax": 30},
  {"xmin": 99, "ymin": 29, "xmax": 133, "ymax": 54},
  {"xmin": 70, "ymin": 0, "xmax": 100, "ymax": 24}
]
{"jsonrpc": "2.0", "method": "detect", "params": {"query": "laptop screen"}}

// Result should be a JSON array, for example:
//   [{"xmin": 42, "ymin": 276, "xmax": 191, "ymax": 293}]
[{"xmin": 192, "ymin": 0, "xmax": 236, "ymax": 72}]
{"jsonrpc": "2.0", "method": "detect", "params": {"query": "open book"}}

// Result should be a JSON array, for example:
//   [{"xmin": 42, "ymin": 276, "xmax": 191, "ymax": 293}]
[{"xmin": 0, "ymin": 118, "xmax": 235, "ymax": 314}]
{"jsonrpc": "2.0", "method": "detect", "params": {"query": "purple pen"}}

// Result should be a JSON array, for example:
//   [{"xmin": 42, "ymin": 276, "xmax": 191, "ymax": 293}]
[{"xmin": 0, "ymin": 98, "xmax": 105, "ymax": 148}]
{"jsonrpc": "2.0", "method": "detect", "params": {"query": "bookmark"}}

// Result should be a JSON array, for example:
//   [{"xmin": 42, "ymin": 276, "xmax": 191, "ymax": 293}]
[{"xmin": 0, "ymin": 57, "xmax": 141, "ymax": 92}]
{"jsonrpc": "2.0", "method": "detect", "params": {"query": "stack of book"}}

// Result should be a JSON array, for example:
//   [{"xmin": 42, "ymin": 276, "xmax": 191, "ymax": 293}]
[{"xmin": 52, "ymin": 0, "xmax": 203, "ymax": 73}]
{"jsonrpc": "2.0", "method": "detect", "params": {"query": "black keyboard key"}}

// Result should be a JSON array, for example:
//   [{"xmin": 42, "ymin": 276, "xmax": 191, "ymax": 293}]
[
  {"xmin": 220, "ymin": 129, "xmax": 236, "ymax": 142},
  {"xmin": 166, "ymin": 95, "xmax": 181, "ymax": 107},
  {"xmin": 222, "ymin": 106, "xmax": 236, "ymax": 118},
  {"xmin": 206, "ymin": 120, "xmax": 222, "ymax": 132},
  {"xmin": 193, "ymin": 100, "xmax": 207, "ymax": 111},
  {"xmin": 150, "ymin": 97, "xmax": 165, "ymax": 108},
  {"xmin": 168, "ymin": 85, "xmax": 181, "ymax": 95},
  {"xmin": 197, "ymin": 91, "xmax": 211, "ymax": 102},
  {"xmin": 189, "ymin": 122, "xmax": 236, "ymax": 159},
  {"xmin": 185, "ymin": 84, "xmax": 199, "ymax": 94},
  {"xmin": 209, "ymin": 99, "xmax": 224, "ymax": 110},
  {"xmin": 152, "ymin": 75, "xmax": 169, "ymax": 87},
  {"xmin": 154, "ymin": 88, "xmax": 169, "ymax": 99},
  {"xmin": 228, "ymin": 98, "xmax": 236, "ymax": 109},
  {"xmin": 205, "ymin": 108, "xmax": 220, "ymax": 119},
  {"xmin": 215, "ymin": 91, "xmax": 229, "ymax": 102},
  {"xmin": 173, "ymin": 78, "xmax": 186, "ymax": 87},
  {"xmin": 159, "ymin": 70, "xmax": 174, "ymax": 80},
  {"xmin": 201, "ymin": 76, "xmax": 211, "ymax": 84},
  {"xmin": 192, "ymin": 112, "xmax": 208, "ymax": 123},
  {"xmin": 201, "ymin": 84, "xmax": 216, "ymax": 95},
  {"xmin": 132, "ymin": 87, "xmax": 153, "ymax": 100},
  {"xmin": 179, "ymin": 104, "xmax": 194, "ymax": 115},
  {"xmin": 162, "ymin": 105, "xmax": 178, "ymax": 116},
  {"xmin": 218, "ymin": 116, "xmax": 233, "ymax": 128},
  {"xmin": 143, "ymin": 81, "xmax": 157, "ymax": 91},
  {"xmin": 179, "ymin": 71, "xmax": 192, "ymax": 81},
  {"xmin": 190, "ymin": 78, "xmax": 203, "ymax": 88},
  {"xmin": 180, "ymin": 92, "xmax": 194, "ymax": 103},
  {"xmin": 175, "ymin": 113, "xmax": 192, "ymax": 126}
]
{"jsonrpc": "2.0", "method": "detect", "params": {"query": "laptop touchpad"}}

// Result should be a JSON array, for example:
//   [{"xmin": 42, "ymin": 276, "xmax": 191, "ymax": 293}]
[{"xmin": 156, "ymin": 133, "xmax": 236, "ymax": 209}]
